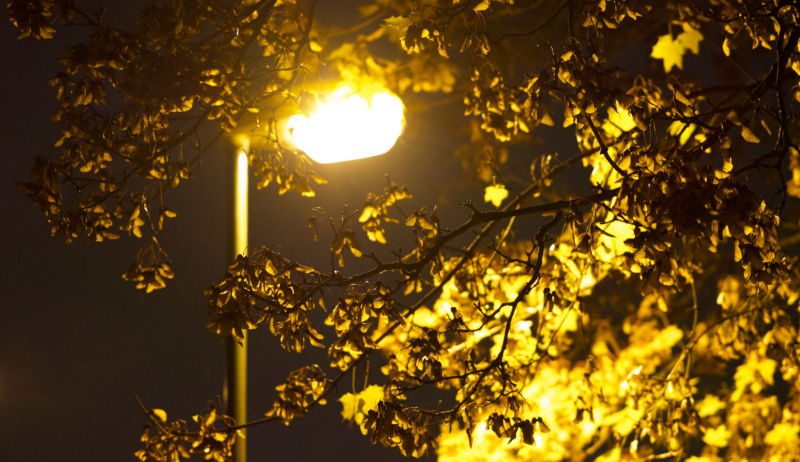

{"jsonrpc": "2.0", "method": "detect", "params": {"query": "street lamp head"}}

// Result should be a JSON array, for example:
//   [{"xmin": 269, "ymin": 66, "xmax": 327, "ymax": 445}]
[{"xmin": 287, "ymin": 82, "xmax": 404, "ymax": 164}]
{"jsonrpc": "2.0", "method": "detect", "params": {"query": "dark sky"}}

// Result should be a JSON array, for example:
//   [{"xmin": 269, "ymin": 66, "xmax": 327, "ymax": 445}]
[{"xmin": 0, "ymin": 2, "xmax": 578, "ymax": 461}]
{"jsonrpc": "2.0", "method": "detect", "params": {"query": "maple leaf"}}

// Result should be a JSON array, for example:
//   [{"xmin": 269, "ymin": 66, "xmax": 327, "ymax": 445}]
[
  {"xmin": 339, "ymin": 385, "xmax": 383, "ymax": 424},
  {"xmin": 677, "ymin": 24, "xmax": 703, "ymax": 54},
  {"xmin": 651, "ymin": 34, "xmax": 685, "ymax": 72},
  {"xmin": 484, "ymin": 184, "xmax": 508, "ymax": 207}
]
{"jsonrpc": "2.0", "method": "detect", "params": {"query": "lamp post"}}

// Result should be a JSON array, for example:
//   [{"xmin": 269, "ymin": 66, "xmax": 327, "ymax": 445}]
[
  {"xmin": 223, "ymin": 81, "xmax": 403, "ymax": 461},
  {"xmin": 226, "ymin": 140, "xmax": 248, "ymax": 462}
]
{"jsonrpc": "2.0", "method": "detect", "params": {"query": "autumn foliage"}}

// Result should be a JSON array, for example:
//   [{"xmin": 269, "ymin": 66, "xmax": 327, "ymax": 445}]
[{"xmin": 11, "ymin": 0, "xmax": 800, "ymax": 461}]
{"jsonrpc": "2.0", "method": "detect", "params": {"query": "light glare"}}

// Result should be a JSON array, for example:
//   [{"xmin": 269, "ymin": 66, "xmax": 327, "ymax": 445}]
[{"xmin": 288, "ymin": 85, "xmax": 404, "ymax": 164}]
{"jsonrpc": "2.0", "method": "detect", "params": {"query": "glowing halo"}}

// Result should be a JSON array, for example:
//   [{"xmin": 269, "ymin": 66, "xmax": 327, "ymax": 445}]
[{"xmin": 287, "ymin": 83, "xmax": 405, "ymax": 164}]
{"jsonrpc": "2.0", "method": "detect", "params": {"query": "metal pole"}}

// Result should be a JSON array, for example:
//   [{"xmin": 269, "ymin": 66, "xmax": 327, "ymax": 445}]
[{"xmin": 225, "ymin": 141, "xmax": 248, "ymax": 462}]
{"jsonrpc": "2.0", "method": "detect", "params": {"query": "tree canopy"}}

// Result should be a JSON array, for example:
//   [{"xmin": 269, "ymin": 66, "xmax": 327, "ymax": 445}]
[{"xmin": 11, "ymin": 0, "xmax": 800, "ymax": 461}]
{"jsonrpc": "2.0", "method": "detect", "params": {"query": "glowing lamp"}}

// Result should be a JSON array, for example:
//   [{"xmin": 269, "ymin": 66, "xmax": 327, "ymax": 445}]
[{"xmin": 288, "ymin": 84, "xmax": 404, "ymax": 164}]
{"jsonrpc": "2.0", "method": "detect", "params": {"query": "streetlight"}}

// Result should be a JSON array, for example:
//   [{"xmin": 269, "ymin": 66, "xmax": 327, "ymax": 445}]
[
  {"xmin": 287, "ymin": 82, "xmax": 405, "ymax": 163},
  {"xmin": 225, "ymin": 81, "xmax": 404, "ymax": 462}
]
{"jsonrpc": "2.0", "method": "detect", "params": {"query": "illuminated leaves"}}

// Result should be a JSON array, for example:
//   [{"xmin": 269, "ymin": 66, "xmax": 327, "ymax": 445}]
[
  {"xmin": 266, "ymin": 365, "xmax": 328, "ymax": 425},
  {"xmin": 360, "ymin": 180, "xmax": 412, "ymax": 244},
  {"xmin": 395, "ymin": 13, "xmax": 450, "ymax": 58},
  {"xmin": 151, "ymin": 409, "xmax": 167, "ymax": 423},
  {"xmin": 667, "ymin": 120, "xmax": 696, "ymax": 146},
  {"xmin": 702, "ymin": 424, "xmax": 732, "ymax": 448},
  {"xmin": 651, "ymin": 24, "xmax": 704, "ymax": 72},
  {"xmin": 339, "ymin": 384, "xmax": 383, "ymax": 425},
  {"xmin": 473, "ymin": 0, "xmax": 492, "ymax": 12},
  {"xmin": 764, "ymin": 422, "xmax": 800, "ymax": 447},
  {"xmin": 138, "ymin": 367, "xmax": 328, "ymax": 461},
  {"xmin": 593, "ymin": 214, "xmax": 636, "ymax": 263},
  {"xmin": 13, "ymin": 0, "xmax": 334, "ymax": 291},
  {"xmin": 696, "ymin": 395, "xmax": 727, "ymax": 418},
  {"xmin": 135, "ymin": 401, "xmax": 236, "ymax": 462},
  {"xmin": 383, "ymin": 16, "xmax": 412, "ymax": 33},
  {"xmin": 651, "ymin": 34, "xmax": 687, "ymax": 73},
  {"xmin": 678, "ymin": 25, "xmax": 703, "ymax": 54},
  {"xmin": 205, "ymin": 250, "xmax": 324, "ymax": 350},
  {"xmin": 733, "ymin": 352, "xmax": 777, "ymax": 399},
  {"xmin": 486, "ymin": 413, "xmax": 542, "ymax": 445},
  {"xmin": 157, "ymin": 208, "xmax": 176, "ymax": 231},
  {"xmin": 361, "ymin": 400, "xmax": 433, "ymax": 457},
  {"xmin": 326, "ymin": 283, "xmax": 405, "ymax": 356},
  {"xmin": 331, "ymin": 229, "xmax": 363, "ymax": 266},
  {"xmin": 484, "ymin": 184, "xmax": 508, "ymax": 208},
  {"xmin": 122, "ymin": 242, "xmax": 174, "ymax": 293},
  {"xmin": 187, "ymin": 1, "xmax": 800, "ymax": 460},
  {"xmin": 250, "ymin": 148, "xmax": 326, "ymax": 198}
]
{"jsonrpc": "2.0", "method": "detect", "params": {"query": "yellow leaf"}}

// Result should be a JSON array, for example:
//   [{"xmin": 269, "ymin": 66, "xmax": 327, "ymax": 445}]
[
  {"xmin": 339, "ymin": 385, "xmax": 383, "ymax": 424},
  {"xmin": 484, "ymin": 184, "xmax": 508, "ymax": 208},
  {"xmin": 152, "ymin": 409, "xmax": 167, "ymax": 423},
  {"xmin": 595, "ymin": 448, "xmax": 621, "ymax": 462},
  {"xmin": 606, "ymin": 105, "xmax": 636, "ymax": 135},
  {"xmin": 677, "ymin": 24, "xmax": 703, "ymax": 54},
  {"xmin": 756, "ymin": 356, "xmax": 777, "ymax": 385},
  {"xmin": 474, "ymin": 0, "xmax": 491, "ymax": 11},
  {"xmin": 651, "ymin": 325, "xmax": 684, "ymax": 350},
  {"xmin": 651, "ymin": 34, "xmax": 685, "ymax": 72},
  {"xmin": 412, "ymin": 307, "xmax": 439, "ymax": 328},
  {"xmin": 667, "ymin": 120, "xmax": 696, "ymax": 145},
  {"xmin": 383, "ymin": 15, "xmax": 412, "ymax": 32},
  {"xmin": 702, "ymin": 424, "xmax": 732, "ymax": 448},
  {"xmin": 741, "ymin": 124, "xmax": 760, "ymax": 143},
  {"xmin": 722, "ymin": 37, "xmax": 733, "ymax": 56},
  {"xmin": 722, "ymin": 157, "xmax": 733, "ymax": 173},
  {"xmin": 765, "ymin": 422, "xmax": 800, "ymax": 446},
  {"xmin": 595, "ymin": 215, "xmax": 635, "ymax": 263},
  {"xmin": 733, "ymin": 351, "xmax": 777, "ymax": 399},
  {"xmin": 601, "ymin": 406, "xmax": 644, "ymax": 437},
  {"xmin": 696, "ymin": 394, "xmax": 727, "ymax": 417}
]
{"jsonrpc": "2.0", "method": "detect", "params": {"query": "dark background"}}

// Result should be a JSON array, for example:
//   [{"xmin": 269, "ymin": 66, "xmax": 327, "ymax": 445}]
[{"xmin": 0, "ymin": 1, "xmax": 582, "ymax": 461}]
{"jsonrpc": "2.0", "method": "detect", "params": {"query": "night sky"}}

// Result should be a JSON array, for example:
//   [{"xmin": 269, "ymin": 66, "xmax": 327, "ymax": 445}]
[{"xmin": 0, "ymin": 2, "xmax": 578, "ymax": 460}]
